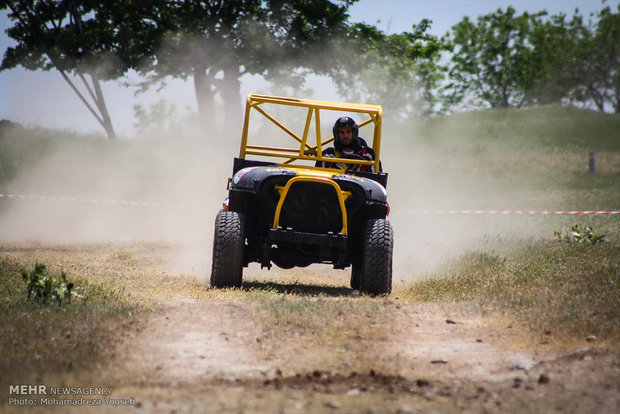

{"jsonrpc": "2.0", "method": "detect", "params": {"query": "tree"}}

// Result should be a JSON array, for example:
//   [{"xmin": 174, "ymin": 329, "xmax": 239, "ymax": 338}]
[
  {"xmin": 331, "ymin": 20, "xmax": 448, "ymax": 119},
  {"xmin": 0, "ymin": 1, "xmax": 123, "ymax": 138},
  {"xmin": 526, "ymin": 12, "xmax": 589, "ymax": 106},
  {"xmin": 443, "ymin": 7, "xmax": 545, "ymax": 110},
  {"xmin": 113, "ymin": 0, "xmax": 356, "ymax": 128},
  {"xmin": 582, "ymin": 5, "xmax": 620, "ymax": 113},
  {"xmin": 443, "ymin": 5, "xmax": 619, "ymax": 114}
]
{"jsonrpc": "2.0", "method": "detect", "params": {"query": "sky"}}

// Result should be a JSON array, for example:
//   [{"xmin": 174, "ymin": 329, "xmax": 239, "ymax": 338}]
[{"xmin": 0, "ymin": 0, "xmax": 617, "ymax": 135}]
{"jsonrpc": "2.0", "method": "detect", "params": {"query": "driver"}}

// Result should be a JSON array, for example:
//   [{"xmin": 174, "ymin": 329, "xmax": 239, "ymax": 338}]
[{"xmin": 317, "ymin": 116, "xmax": 378, "ymax": 172}]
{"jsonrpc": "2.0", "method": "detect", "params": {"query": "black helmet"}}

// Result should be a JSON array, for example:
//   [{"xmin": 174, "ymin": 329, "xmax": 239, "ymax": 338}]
[{"xmin": 332, "ymin": 116, "xmax": 360, "ymax": 151}]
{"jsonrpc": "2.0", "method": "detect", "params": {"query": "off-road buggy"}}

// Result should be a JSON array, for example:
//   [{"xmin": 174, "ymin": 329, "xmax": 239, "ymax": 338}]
[{"xmin": 210, "ymin": 94, "xmax": 392, "ymax": 295}]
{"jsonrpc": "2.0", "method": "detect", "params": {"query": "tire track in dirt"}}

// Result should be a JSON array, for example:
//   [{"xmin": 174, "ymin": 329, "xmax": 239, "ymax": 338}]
[
  {"xmin": 114, "ymin": 292, "xmax": 532, "ymax": 402},
  {"xmin": 115, "ymin": 293, "xmax": 620, "ymax": 414}
]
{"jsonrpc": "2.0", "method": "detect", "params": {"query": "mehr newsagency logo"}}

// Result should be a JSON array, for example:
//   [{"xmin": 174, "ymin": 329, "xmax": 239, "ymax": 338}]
[{"xmin": 8, "ymin": 384, "xmax": 136, "ymax": 407}]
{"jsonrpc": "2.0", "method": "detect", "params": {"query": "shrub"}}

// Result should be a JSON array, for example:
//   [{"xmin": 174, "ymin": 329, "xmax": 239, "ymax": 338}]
[
  {"xmin": 22, "ymin": 263, "xmax": 80, "ymax": 305},
  {"xmin": 554, "ymin": 224, "xmax": 606, "ymax": 245}
]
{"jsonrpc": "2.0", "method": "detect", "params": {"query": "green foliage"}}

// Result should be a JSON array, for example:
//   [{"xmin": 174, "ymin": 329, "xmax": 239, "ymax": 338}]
[
  {"xmin": 1, "ymin": 257, "xmax": 141, "ymax": 382},
  {"xmin": 1, "ymin": 1, "xmax": 617, "ymax": 131},
  {"xmin": 334, "ymin": 20, "xmax": 449, "ymax": 119},
  {"xmin": 132, "ymin": 100, "xmax": 196, "ymax": 135},
  {"xmin": 443, "ymin": 7, "xmax": 546, "ymax": 109},
  {"xmin": 0, "ymin": 2, "xmax": 121, "ymax": 78},
  {"xmin": 108, "ymin": 0, "xmax": 357, "ymax": 126},
  {"xmin": 443, "ymin": 5, "xmax": 620, "ymax": 114},
  {"xmin": 555, "ymin": 224, "xmax": 607, "ymax": 245},
  {"xmin": 585, "ymin": 5, "xmax": 620, "ymax": 113},
  {"xmin": 528, "ymin": 5, "xmax": 620, "ymax": 113},
  {"xmin": 0, "ymin": 0, "xmax": 359, "ymax": 134},
  {"xmin": 21, "ymin": 264, "xmax": 80, "ymax": 305},
  {"xmin": 527, "ymin": 12, "xmax": 589, "ymax": 105},
  {"xmin": 404, "ymin": 241, "xmax": 620, "ymax": 343}
]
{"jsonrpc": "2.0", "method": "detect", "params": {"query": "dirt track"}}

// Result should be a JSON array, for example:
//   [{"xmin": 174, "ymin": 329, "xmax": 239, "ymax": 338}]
[
  {"xmin": 111, "ymin": 302, "xmax": 619, "ymax": 413},
  {"xmin": 3, "ymin": 242, "xmax": 620, "ymax": 413}
]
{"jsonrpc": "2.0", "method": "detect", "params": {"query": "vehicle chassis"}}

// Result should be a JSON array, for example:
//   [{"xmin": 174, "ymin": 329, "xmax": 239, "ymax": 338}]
[{"xmin": 210, "ymin": 94, "xmax": 393, "ymax": 295}]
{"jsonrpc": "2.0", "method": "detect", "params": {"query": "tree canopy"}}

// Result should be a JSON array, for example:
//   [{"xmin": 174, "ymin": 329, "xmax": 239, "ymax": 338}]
[
  {"xmin": 106, "ymin": 0, "xmax": 357, "ymax": 128},
  {"xmin": 443, "ymin": 7, "xmax": 545, "ymax": 109},
  {"xmin": 583, "ymin": 5, "xmax": 620, "ymax": 113},
  {"xmin": 1, "ymin": 1, "xmax": 618, "ymax": 138},
  {"xmin": 442, "ymin": 5, "xmax": 620, "ymax": 113},
  {"xmin": 333, "ymin": 20, "xmax": 448, "ymax": 119}
]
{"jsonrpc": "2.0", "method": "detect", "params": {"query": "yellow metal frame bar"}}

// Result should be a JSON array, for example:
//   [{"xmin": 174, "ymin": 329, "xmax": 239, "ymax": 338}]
[
  {"xmin": 240, "ymin": 93, "xmax": 383, "ymax": 172},
  {"xmin": 272, "ymin": 176, "xmax": 352, "ymax": 236}
]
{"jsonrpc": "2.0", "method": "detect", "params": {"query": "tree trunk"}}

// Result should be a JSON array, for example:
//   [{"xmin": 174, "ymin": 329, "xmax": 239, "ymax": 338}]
[
  {"xmin": 66, "ymin": 5, "xmax": 116, "ymax": 139},
  {"xmin": 588, "ymin": 84, "xmax": 606, "ymax": 112},
  {"xmin": 614, "ymin": 79, "xmax": 619, "ymax": 114},
  {"xmin": 220, "ymin": 65, "xmax": 243, "ymax": 129},
  {"xmin": 193, "ymin": 66, "xmax": 216, "ymax": 127},
  {"xmin": 91, "ymin": 76, "xmax": 117, "ymax": 139},
  {"xmin": 57, "ymin": 69, "xmax": 117, "ymax": 139}
]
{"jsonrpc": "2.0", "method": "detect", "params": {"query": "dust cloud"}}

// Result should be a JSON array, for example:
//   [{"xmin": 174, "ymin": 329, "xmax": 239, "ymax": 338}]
[
  {"xmin": 0, "ymin": 119, "xmax": 239, "ymax": 278},
  {"xmin": 1, "ymin": 62, "xmax": 565, "ymax": 286},
  {"xmin": 0, "ymin": 101, "xmax": 562, "ymax": 285},
  {"xmin": 382, "ymin": 118, "xmax": 565, "ymax": 283}
]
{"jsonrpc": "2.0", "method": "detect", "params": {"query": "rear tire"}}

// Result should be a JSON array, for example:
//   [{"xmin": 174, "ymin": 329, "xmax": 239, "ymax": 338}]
[
  {"xmin": 210, "ymin": 210, "xmax": 245, "ymax": 288},
  {"xmin": 360, "ymin": 218, "xmax": 393, "ymax": 295},
  {"xmin": 350, "ymin": 262, "xmax": 362, "ymax": 290}
]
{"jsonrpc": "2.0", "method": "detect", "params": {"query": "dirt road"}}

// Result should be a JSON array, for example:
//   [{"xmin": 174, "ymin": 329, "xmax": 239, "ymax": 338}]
[
  {"xmin": 3, "ymin": 242, "xmax": 620, "ymax": 413},
  {"xmin": 111, "ymin": 302, "xmax": 619, "ymax": 413}
]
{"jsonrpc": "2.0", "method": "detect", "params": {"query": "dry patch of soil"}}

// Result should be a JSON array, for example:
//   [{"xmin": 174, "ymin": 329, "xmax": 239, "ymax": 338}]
[{"xmin": 111, "ymin": 300, "xmax": 620, "ymax": 413}]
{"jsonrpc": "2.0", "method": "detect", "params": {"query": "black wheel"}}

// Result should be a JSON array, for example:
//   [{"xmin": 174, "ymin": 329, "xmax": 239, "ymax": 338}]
[
  {"xmin": 210, "ymin": 210, "xmax": 245, "ymax": 288},
  {"xmin": 350, "ymin": 261, "xmax": 362, "ymax": 290},
  {"xmin": 360, "ymin": 218, "xmax": 393, "ymax": 295}
]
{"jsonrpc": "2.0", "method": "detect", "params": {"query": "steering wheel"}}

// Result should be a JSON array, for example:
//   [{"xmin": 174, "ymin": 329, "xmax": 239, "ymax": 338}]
[
  {"xmin": 339, "ymin": 153, "xmax": 367, "ymax": 161},
  {"xmin": 338, "ymin": 153, "xmax": 368, "ymax": 171}
]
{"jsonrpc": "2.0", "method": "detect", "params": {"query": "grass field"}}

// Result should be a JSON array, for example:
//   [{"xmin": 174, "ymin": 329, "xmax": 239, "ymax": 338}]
[
  {"xmin": 0, "ymin": 255, "xmax": 141, "ymax": 383},
  {"xmin": 390, "ymin": 105, "xmax": 620, "ymax": 346},
  {"xmin": 0, "ymin": 106, "xmax": 619, "ymax": 411}
]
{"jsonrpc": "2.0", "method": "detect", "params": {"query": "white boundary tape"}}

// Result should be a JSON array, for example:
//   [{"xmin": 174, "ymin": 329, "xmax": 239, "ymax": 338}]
[
  {"xmin": 393, "ymin": 210, "xmax": 620, "ymax": 215},
  {"xmin": 2, "ymin": 193, "xmax": 618, "ymax": 214},
  {"xmin": 0, "ymin": 193, "xmax": 192, "ymax": 208}
]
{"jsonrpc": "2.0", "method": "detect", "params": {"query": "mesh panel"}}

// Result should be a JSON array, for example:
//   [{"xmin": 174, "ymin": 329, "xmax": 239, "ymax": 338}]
[{"xmin": 279, "ymin": 182, "xmax": 342, "ymax": 233}]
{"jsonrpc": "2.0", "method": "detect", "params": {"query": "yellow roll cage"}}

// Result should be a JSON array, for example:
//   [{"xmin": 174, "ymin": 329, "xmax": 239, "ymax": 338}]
[{"xmin": 239, "ymin": 93, "xmax": 383, "ymax": 173}]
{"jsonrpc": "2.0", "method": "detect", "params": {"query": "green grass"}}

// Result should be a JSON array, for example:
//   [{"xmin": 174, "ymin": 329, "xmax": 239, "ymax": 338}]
[
  {"xmin": 0, "ymin": 122, "xmax": 213, "ymax": 202},
  {"xmin": 403, "ymin": 106, "xmax": 620, "ymax": 153},
  {"xmin": 249, "ymin": 292, "xmax": 393, "ymax": 374},
  {"xmin": 0, "ymin": 123, "xmax": 108, "ymax": 187},
  {"xmin": 383, "ymin": 106, "xmax": 620, "ymax": 347},
  {"xmin": 403, "ymin": 239, "xmax": 620, "ymax": 346},
  {"xmin": 1, "ymin": 105, "xmax": 619, "ymax": 364},
  {"xmin": 255, "ymin": 294, "xmax": 385, "ymax": 342},
  {"xmin": 384, "ymin": 106, "xmax": 620, "ymax": 216}
]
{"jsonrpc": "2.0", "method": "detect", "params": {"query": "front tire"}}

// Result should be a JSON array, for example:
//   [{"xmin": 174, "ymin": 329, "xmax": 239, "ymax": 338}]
[
  {"xmin": 210, "ymin": 210, "xmax": 245, "ymax": 288},
  {"xmin": 360, "ymin": 218, "xmax": 393, "ymax": 295},
  {"xmin": 350, "ymin": 262, "xmax": 362, "ymax": 290}
]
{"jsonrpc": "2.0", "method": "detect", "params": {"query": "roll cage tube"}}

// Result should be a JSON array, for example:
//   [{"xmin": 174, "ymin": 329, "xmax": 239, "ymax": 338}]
[
  {"xmin": 272, "ymin": 176, "xmax": 352, "ymax": 236},
  {"xmin": 239, "ymin": 94, "xmax": 383, "ymax": 172}
]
